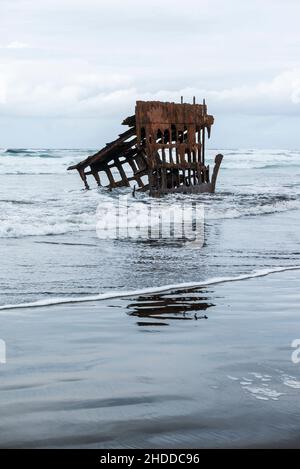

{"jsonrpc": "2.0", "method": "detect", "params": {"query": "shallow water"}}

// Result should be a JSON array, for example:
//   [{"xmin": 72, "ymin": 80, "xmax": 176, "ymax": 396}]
[
  {"xmin": 0, "ymin": 147, "xmax": 299, "ymax": 447},
  {"xmin": 0, "ymin": 147, "xmax": 300, "ymax": 307}
]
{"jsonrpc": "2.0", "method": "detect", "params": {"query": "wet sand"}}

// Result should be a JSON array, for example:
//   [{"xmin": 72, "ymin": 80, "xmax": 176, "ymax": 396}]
[{"xmin": 0, "ymin": 268, "xmax": 300, "ymax": 448}]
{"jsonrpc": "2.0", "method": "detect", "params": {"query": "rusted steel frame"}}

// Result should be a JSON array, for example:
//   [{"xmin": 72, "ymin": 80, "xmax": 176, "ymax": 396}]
[
  {"xmin": 120, "ymin": 148, "xmax": 139, "ymax": 165},
  {"xmin": 91, "ymin": 169, "xmax": 101, "ymax": 186},
  {"xmin": 201, "ymin": 126, "xmax": 205, "ymax": 165},
  {"xmin": 126, "ymin": 158, "xmax": 144, "ymax": 187},
  {"xmin": 137, "ymin": 183, "xmax": 150, "ymax": 192},
  {"xmin": 120, "ymin": 125, "xmax": 136, "ymax": 136},
  {"xmin": 122, "ymin": 115, "xmax": 136, "ymax": 127},
  {"xmin": 97, "ymin": 147, "xmax": 148, "ymax": 189},
  {"xmin": 101, "ymin": 128, "xmax": 136, "ymax": 150},
  {"xmin": 67, "ymin": 131, "xmax": 136, "ymax": 172},
  {"xmin": 69, "ymin": 100, "xmax": 221, "ymax": 195},
  {"xmin": 104, "ymin": 166, "xmax": 117, "ymax": 188},
  {"xmin": 210, "ymin": 154, "xmax": 223, "ymax": 192},
  {"xmin": 152, "ymin": 154, "xmax": 222, "ymax": 195},
  {"xmin": 77, "ymin": 168, "xmax": 90, "ymax": 190},
  {"xmin": 196, "ymin": 163, "xmax": 202, "ymax": 184},
  {"xmin": 135, "ymin": 153, "xmax": 148, "ymax": 172},
  {"xmin": 88, "ymin": 140, "xmax": 137, "ymax": 172},
  {"xmin": 128, "ymin": 169, "xmax": 148, "ymax": 179},
  {"xmin": 114, "ymin": 159, "xmax": 130, "ymax": 187},
  {"xmin": 161, "ymin": 167, "xmax": 167, "ymax": 191}
]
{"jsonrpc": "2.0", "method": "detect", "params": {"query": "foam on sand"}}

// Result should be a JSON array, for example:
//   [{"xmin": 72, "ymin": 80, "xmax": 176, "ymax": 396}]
[{"xmin": 0, "ymin": 265, "xmax": 299, "ymax": 312}]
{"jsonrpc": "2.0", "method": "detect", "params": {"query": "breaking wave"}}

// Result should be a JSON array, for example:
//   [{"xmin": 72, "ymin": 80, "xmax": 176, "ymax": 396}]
[
  {"xmin": 0, "ymin": 191, "xmax": 299, "ymax": 238},
  {"xmin": 0, "ymin": 148, "xmax": 92, "ymax": 174},
  {"xmin": 1, "ymin": 148, "xmax": 300, "ymax": 174},
  {"xmin": 0, "ymin": 148, "xmax": 299, "ymax": 237}
]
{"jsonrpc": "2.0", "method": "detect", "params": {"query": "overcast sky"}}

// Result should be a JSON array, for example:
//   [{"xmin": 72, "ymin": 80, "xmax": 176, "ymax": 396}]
[{"xmin": 1, "ymin": 0, "xmax": 300, "ymax": 148}]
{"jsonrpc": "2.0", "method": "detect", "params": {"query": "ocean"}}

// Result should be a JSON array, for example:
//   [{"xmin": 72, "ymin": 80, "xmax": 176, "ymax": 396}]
[{"xmin": 0, "ymin": 147, "xmax": 300, "ymax": 447}]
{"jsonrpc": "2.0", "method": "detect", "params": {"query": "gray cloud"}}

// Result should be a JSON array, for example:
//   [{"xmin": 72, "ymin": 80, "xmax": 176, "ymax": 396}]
[{"xmin": 1, "ymin": 0, "xmax": 300, "ymax": 147}]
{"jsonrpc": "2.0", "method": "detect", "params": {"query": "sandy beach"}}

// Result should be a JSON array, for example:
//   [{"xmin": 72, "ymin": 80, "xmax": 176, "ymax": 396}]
[{"xmin": 0, "ymin": 267, "xmax": 299, "ymax": 448}]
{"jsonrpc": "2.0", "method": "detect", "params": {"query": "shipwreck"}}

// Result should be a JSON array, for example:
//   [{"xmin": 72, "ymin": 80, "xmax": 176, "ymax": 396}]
[{"xmin": 67, "ymin": 98, "xmax": 223, "ymax": 196}]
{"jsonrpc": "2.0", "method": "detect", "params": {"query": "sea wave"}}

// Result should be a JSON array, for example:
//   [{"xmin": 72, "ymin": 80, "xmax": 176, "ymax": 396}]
[
  {"xmin": 2, "ymin": 148, "xmax": 93, "ymax": 156},
  {"xmin": 205, "ymin": 195, "xmax": 300, "ymax": 219},
  {"xmin": 0, "ymin": 190, "xmax": 299, "ymax": 238},
  {"xmin": 0, "ymin": 148, "xmax": 299, "ymax": 237},
  {"xmin": 0, "ymin": 149, "xmax": 92, "ymax": 174},
  {"xmin": 0, "ymin": 265, "xmax": 299, "ymax": 311},
  {"xmin": 0, "ymin": 148, "xmax": 300, "ymax": 174}
]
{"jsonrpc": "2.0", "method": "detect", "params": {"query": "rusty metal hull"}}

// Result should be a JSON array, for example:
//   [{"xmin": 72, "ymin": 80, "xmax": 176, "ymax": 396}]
[
  {"xmin": 149, "ymin": 154, "xmax": 223, "ymax": 197},
  {"xmin": 67, "ymin": 99, "xmax": 223, "ymax": 195}
]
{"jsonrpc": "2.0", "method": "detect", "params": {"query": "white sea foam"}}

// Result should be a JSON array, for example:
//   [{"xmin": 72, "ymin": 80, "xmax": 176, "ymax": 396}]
[
  {"xmin": 0, "ymin": 189, "xmax": 100, "ymax": 237},
  {"xmin": 282, "ymin": 375, "xmax": 300, "ymax": 389},
  {"xmin": 228, "ymin": 371, "xmax": 288, "ymax": 401},
  {"xmin": 242, "ymin": 385, "xmax": 284, "ymax": 401},
  {"xmin": 206, "ymin": 198, "xmax": 300, "ymax": 220},
  {"xmin": 0, "ymin": 187, "xmax": 299, "ymax": 238},
  {"xmin": 0, "ymin": 265, "xmax": 299, "ymax": 311},
  {"xmin": 212, "ymin": 149, "xmax": 300, "ymax": 170},
  {"xmin": 1, "ymin": 148, "xmax": 300, "ymax": 174},
  {"xmin": 0, "ymin": 149, "xmax": 89, "ymax": 174}
]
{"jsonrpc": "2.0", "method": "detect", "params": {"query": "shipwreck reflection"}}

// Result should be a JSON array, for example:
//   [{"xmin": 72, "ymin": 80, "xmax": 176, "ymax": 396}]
[{"xmin": 127, "ymin": 288, "xmax": 215, "ymax": 327}]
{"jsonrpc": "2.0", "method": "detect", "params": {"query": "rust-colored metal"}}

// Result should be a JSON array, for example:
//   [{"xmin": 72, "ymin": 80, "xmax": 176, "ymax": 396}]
[{"xmin": 67, "ymin": 99, "xmax": 223, "ymax": 195}]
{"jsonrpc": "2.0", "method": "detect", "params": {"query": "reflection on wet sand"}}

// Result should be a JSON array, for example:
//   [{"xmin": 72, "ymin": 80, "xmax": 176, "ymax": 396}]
[{"xmin": 127, "ymin": 288, "xmax": 215, "ymax": 326}]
